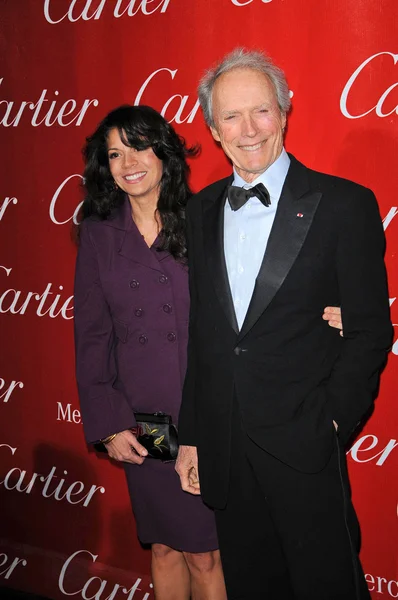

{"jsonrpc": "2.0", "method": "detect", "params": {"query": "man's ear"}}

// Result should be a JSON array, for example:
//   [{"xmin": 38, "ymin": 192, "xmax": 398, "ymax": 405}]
[{"xmin": 210, "ymin": 126, "xmax": 221, "ymax": 142}]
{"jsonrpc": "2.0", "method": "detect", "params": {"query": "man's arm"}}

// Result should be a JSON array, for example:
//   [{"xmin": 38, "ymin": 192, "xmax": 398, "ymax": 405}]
[
  {"xmin": 178, "ymin": 199, "xmax": 199, "ymax": 446},
  {"xmin": 326, "ymin": 187, "xmax": 393, "ymax": 441},
  {"xmin": 176, "ymin": 199, "xmax": 201, "ymax": 493}
]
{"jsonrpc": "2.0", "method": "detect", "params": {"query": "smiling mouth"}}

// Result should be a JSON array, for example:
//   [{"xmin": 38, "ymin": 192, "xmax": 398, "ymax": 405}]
[
  {"xmin": 239, "ymin": 141, "xmax": 265, "ymax": 151},
  {"xmin": 124, "ymin": 172, "xmax": 147, "ymax": 181}
]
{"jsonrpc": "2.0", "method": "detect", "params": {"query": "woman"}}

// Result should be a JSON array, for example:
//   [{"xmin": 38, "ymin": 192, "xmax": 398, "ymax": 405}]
[
  {"xmin": 74, "ymin": 104, "xmax": 342, "ymax": 599},
  {"xmin": 74, "ymin": 104, "xmax": 226, "ymax": 600}
]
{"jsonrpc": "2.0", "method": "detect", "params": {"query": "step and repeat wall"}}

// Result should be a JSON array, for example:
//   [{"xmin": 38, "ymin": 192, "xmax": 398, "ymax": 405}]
[{"xmin": 1, "ymin": 0, "xmax": 397, "ymax": 598}]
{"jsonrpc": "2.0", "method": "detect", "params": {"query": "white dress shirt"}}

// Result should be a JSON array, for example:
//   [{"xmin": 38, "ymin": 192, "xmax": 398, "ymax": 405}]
[{"xmin": 224, "ymin": 149, "xmax": 290, "ymax": 330}]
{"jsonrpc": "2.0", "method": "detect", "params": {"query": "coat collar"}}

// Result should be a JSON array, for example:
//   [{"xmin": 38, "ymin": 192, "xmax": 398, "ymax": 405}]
[
  {"xmin": 101, "ymin": 197, "xmax": 170, "ymax": 269},
  {"xmin": 101, "ymin": 195, "xmax": 133, "ymax": 230}
]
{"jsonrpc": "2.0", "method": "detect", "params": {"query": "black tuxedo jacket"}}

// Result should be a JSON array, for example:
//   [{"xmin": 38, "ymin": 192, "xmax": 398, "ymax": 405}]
[{"xmin": 178, "ymin": 154, "xmax": 392, "ymax": 509}]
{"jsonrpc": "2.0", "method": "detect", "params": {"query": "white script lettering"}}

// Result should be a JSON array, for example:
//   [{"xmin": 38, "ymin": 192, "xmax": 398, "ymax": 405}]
[
  {"xmin": 348, "ymin": 434, "xmax": 398, "ymax": 466},
  {"xmin": 0, "ymin": 79, "xmax": 98, "ymax": 127},
  {"xmin": 0, "ymin": 552, "xmax": 27, "ymax": 581},
  {"xmin": 383, "ymin": 206, "xmax": 398, "ymax": 231},
  {"xmin": 0, "ymin": 197, "xmax": 18, "ymax": 221},
  {"xmin": 0, "ymin": 377, "xmax": 24, "ymax": 404},
  {"xmin": 390, "ymin": 297, "xmax": 398, "ymax": 356},
  {"xmin": 365, "ymin": 573, "xmax": 398, "ymax": 597},
  {"xmin": 49, "ymin": 174, "xmax": 83, "ymax": 225},
  {"xmin": 340, "ymin": 52, "xmax": 398, "ymax": 119},
  {"xmin": 57, "ymin": 402, "xmax": 82, "ymax": 424},
  {"xmin": 231, "ymin": 0, "xmax": 272, "ymax": 5},
  {"xmin": 0, "ymin": 266, "xmax": 74, "ymax": 320},
  {"xmin": 59, "ymin": 549, "xmax": 153, "ymax": 598},
  {"xmin": 135, "ymin": 68, "xmax": 200, "ymax": 124},
  {"xmin": 0, "ymin": 444, "xmax": 105, "ymax": 506},
  {"xmin": 44, "ymin": 0, "xmax": 171, "ymax": 24}
]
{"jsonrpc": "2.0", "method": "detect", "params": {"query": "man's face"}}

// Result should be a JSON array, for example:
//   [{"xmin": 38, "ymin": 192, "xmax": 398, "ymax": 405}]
[{"xmin": 210, "ymin": 68, "xmax": 286, "ymax": 183}]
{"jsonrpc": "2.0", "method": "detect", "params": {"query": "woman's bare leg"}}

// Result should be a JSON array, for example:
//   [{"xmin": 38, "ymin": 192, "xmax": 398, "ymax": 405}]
[
  {"xmin": 183, "ymin": 549, "xmax": 227, "ymax": 600},
  {"xmin": 151, "ymin": 543, "xmax": 190, "ymax": 600}
]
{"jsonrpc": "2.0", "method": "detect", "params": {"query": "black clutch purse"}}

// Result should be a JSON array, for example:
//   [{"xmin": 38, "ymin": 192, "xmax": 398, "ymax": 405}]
[
  {"xmin": 133, "ymin": 412, "xmax": 178, "ymax": 462},
  {"xmin": 94, "ymin": 412, "xmax": 178, "ymax": 462}
]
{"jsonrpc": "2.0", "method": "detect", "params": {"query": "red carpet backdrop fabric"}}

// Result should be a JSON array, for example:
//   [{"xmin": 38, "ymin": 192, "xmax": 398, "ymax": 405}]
[{"xmin": 0, "ymin": 0, "xmax": 397, "ymax": 597}]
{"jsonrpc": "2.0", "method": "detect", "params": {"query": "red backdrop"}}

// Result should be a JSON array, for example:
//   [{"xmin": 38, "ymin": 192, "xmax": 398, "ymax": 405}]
[{"xmin": 1, "ymin": 0, "xmax": 397, "ymax": 597}]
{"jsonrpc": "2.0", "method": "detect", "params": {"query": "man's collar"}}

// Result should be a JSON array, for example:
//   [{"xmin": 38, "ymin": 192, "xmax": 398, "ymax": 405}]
[{"xmin": 232, "ymin": 148, "xmax": 290, "ymax": 200}]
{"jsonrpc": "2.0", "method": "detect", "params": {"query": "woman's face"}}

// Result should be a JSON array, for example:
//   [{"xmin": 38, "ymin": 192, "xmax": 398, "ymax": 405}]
[{"xmin": 107, "ymin": 128, "xmax": 163, "ymax": 203}]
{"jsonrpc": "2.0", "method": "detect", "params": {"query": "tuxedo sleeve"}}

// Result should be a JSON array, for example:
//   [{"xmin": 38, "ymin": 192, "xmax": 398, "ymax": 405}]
[
  {"xmin": 178, "ymin": 200, "xmax": 199, "ymax": 446},
  {"xmin": 327, "ymin": 187, "xmax": 392, "ymax": 442},
  {"xmin": 74, "ymin": 220, "xmax": 136, "ymax": 444}
]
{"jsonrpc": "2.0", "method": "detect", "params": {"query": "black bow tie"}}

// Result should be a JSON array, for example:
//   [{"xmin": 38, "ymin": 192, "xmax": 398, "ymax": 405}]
[{"xmin": 228, "ymin": 182, "xmax": 271, "ymax": 211}]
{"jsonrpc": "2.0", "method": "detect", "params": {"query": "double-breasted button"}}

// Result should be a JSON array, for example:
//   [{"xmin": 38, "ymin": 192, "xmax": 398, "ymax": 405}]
[
  {"xmin": 138, "ymin": 335, "xmax": 148, "ymax": 345},
  {"xmin": 159, "ymin": 274, "xmax": 168, "ymax": 284},
  {"xmin": 130, "ymin": 279, "xmax": 140, "ymax": 289},
  {"xmin": 163, "ymin": 303, "xmax": 172, "ymax": 314},
  {"xmin": 134, "ymin": 308, "xmax": 144, "ymax": 317},
  {"xmin": 167, "ymin": 332, "xmax": 176, "ymax": 342}
]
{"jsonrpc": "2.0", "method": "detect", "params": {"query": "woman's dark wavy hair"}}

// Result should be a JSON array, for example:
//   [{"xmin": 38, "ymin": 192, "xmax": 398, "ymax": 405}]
[{"xmin": 82, "ymin": 104, "xmax": 199, "ymax": 260}]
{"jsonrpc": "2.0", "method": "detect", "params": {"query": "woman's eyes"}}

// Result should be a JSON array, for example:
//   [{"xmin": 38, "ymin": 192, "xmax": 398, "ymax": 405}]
[{"xmin": 108, "ymin": 152, "xmax": 119, "ymax": 160}]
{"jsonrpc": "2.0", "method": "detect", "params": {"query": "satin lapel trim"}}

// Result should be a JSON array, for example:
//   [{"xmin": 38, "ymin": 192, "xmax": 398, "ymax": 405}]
[
  {"xmin": 203, "ymin": 179, "xmax": 239, "ymax": 334},
  {"xmin": 237, "ymin": 183, "xmax": 322, "ymax": 342}
]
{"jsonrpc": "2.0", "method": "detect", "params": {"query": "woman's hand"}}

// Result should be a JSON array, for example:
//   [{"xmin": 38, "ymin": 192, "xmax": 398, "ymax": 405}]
[
  {"xmin": 323, "ymin": 306, "xmax": 343, "ymax": 336},
  {"xmin": 105, "ymin": 429, "xmax": 148, "ymax": 464}
]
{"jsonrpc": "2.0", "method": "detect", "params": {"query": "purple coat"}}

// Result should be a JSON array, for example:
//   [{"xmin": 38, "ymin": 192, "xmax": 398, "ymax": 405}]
[
  {"xmin": 74, "ymin": 197, "xmax": 220, "ymax": 551},
  {"xmin": 74, "ymin": 198, "xmax": 190, "ymax": 444}
]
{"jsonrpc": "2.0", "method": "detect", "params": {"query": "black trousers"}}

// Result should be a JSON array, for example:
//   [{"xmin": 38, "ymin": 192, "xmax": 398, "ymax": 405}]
[{"xmin": 214, "ymin": 407, "xmax": 371, "ymax": 600}]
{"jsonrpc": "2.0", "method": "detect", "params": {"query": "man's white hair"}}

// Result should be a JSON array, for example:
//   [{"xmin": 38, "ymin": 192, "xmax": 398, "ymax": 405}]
[{"xmin": 198, "ymin": 47, "xmax": 291, "ymax": 128}]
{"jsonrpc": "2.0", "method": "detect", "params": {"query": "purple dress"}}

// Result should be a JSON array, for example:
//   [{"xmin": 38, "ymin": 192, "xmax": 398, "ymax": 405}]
[{"xmin": 74, "ymin": 198, "xmax": 218, "ymax": 552}]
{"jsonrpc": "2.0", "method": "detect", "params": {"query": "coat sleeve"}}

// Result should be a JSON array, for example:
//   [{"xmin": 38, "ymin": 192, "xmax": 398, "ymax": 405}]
[
  {"xmin": 74, "ymin": 220, "xmax": 136, "ymax": 444},
  {"xmin": 178, "ymin": 200, "xmax": 199, "ymax": 446},
  {"xmin": 326, "ymin": 187, "xmax": 393, "ymax": 442}
]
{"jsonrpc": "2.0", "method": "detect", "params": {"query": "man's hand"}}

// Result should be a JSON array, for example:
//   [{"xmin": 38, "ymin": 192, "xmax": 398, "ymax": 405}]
[
  {"xmin": 105, "ymin": 430, "xmax": 148, "ymax": 465},
  {"xmin": 323, "ymin": 306, "xmax": 343, "ymax": 336},
  {"xmin": 175, "ymin": 445, "xmax": 201, "ymax": 495}
]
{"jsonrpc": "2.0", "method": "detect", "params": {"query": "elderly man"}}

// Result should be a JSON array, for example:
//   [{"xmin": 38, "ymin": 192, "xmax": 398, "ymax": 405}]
[{"xmin": 176, "ymin": 48, "xmax": 392, "ymax": 599}]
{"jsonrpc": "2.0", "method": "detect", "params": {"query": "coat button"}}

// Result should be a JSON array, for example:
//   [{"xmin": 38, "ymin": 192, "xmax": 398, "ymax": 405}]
[
  {"xmin": 167, "ymin": 332, "xmax": 176, "ymax": 342},
  {"xmin": 234, "ymin": 346, "xmax": 248, "ymax": 355},
  {"xmin": 135, "ymin": 308, "xmax": 144, "ymax": 317},
  {"xmin": 163, "ymin": 303, "xmax": 172, "ymax": 314},
  {"xmin": 159, "ymin": 274, "xmax": 168, "ymax": 284},
  {"xmin": 130, "ymin": 280, "xmax": 140, "ymax": 289},
  {"xmin": 138, "ymin": 335, "xmax": 148, "ymax": 345}
]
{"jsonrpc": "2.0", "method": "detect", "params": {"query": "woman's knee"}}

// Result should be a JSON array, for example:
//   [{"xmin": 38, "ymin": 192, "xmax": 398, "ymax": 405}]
[
  {"xmin": 152, "ymin": 543, "xmax": 180, "ymax": 562},
  {"xmin": 183, "ymin": 550, "xmax": 221, "ymax": 574}
]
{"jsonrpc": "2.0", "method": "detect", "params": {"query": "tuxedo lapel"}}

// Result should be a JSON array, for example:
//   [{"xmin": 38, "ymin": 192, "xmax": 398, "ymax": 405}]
[
  {"xmin": 238, "ymin": 157, "xmax": 322, "ymax": 342},
  {"xmin": 203, "ymin": 176, "xmax": 239, "ymax": 334}
]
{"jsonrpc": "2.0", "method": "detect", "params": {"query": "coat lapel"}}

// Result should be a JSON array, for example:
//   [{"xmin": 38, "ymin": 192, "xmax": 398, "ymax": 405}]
[
  {"xmin": 238, "ymin": 156, "xmax": 322, "ymax": 342},
  {"xmin": 203, "ymin": 176, "xmax": 239, "ymax": 334},
  {"xmin": 103, "ymin": 197, "xmax": 164, "ymax": 271}
]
